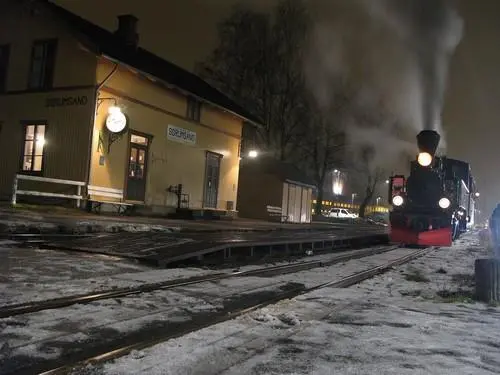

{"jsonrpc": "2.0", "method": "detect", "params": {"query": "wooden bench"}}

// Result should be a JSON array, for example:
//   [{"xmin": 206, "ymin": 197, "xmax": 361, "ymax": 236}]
[
  {"xmin": 86, "ymin": 185, "xmax": 133, "ymax": 215},
  {"xmin": 266, "ymin": 205, "xmax": 289, "ymax": 223}
]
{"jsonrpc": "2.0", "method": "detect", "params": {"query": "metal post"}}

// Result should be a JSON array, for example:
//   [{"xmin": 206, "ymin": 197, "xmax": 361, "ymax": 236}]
[
  {"xmin": 76, "ymin": 185, "xmax": 82, "ymax": 208},
  {"xmin": 490, "ymin": 204, "xmax": 500, "ymax": 258},
  {"xmin": 177, "ymin": 184, "xmax": 183, "ymax": 209},
  {"xmin": 11, "ymin": 175, "xmax": 18, "ymax": 206}
]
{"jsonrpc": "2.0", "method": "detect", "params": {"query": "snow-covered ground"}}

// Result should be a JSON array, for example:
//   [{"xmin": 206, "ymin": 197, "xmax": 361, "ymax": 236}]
[
  {"xmin": 79, "ymin": 231, "xmax": 500, "ymax": 375},
  {"xmin": 0, "ymin": 243, "xmax": 391, "ymax": 306},
  {"xmin": 0, "ymin": 246, "xmax": 417, "ymax": 374},
  {"xmin": 0, "ymin": 244, "xmax": 215, "ymax": 306},
  {"xmin": 0, "ymin": 217, "xmax": 182, "ymax": 234}
]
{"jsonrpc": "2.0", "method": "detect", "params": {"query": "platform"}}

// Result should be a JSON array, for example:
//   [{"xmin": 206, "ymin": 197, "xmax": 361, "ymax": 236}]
[
  {"xmin": 42, "ymin": 228, "xmax": 389, "ymax": 267},
  {"xmin": 0, "ymin": 205, "xmax": 378, "ymax": 234}
]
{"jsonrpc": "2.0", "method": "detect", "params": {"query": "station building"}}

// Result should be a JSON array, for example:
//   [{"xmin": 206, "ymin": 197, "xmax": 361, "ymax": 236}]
[{"xmin": 0, "ymin": 0, "xmax": 260, "ymax": 216}]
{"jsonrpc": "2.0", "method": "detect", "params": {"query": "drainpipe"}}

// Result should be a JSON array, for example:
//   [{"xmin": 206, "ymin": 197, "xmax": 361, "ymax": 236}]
[{"xmin": 84, "ymin": 62, "xmax": 119, "ymax": 190}]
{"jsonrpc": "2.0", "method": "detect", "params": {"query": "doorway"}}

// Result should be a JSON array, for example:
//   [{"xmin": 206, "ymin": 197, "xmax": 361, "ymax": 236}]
[
  {"xmin": 203, "ymin": 151, "xmax": 222, "ymax": 208},
  {"xmin": 126, "ymin": 133, "xmax": 150, "ymax": 201}
]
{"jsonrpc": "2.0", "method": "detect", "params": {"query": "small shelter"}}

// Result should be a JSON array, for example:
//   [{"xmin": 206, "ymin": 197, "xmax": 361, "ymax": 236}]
[{"xmin": 237, "ymin": 157, "xmax": 315, "ymax": 223}]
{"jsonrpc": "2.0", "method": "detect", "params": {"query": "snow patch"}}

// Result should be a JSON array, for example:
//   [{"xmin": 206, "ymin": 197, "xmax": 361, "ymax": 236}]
[
  {"xmin": 75, "ymin": 221, "xmax": 181, "ymax": 233},
  {"xmin": 95, "ymin": 232, "xmax": 500, "ymax": 375}
]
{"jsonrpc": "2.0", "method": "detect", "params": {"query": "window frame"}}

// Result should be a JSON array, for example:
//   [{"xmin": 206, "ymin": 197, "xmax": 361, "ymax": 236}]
[
  {"xmin": 19, "ymin": 121, "xmax": 48, "ymax": 175},
  {"xmin": 186, "ymin": 96, "xmax": 201, "ymax": 122},
  {"xmin": 27, "ymin": 38, "xmax": 58, "ymax": 90},
  {"xmin": 0, "ymin": 44, "xmax": 10, "ymax": 93}
]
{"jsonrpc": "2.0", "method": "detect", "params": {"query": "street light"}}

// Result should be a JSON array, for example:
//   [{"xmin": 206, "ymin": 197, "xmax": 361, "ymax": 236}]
[
  {"xmin": 385, "ymin": 179, "xmax": 390, "ymax": 184},
  {"xmin": 376, "ymin": 196, "xmax": 381, "ymax": 206},
  {"xmin": 351, "ymin": 193, "xmax": 357, "ymax": 207},
  {"xmin": 475, "ymin": 192, "xmax": 480, "ymax": 198},
  {"xmin": 248, "ymin": 150, "xmax": 258, "ymax": 158}
]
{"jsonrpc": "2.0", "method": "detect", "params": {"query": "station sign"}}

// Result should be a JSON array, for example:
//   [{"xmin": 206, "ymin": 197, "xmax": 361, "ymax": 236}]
[{"xmin": 167, "ymin": 124, "xmax": 196, "ymax": 145}]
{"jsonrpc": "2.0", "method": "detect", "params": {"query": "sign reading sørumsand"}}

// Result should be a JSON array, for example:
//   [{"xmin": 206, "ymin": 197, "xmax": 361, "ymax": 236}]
[
  {"xmin": 46, "ymin": 96, "xmax": 88, "ymax": 107},
  {"xmin": 167, "ymin": 124, "xmax": 196, "ymax": 145}
]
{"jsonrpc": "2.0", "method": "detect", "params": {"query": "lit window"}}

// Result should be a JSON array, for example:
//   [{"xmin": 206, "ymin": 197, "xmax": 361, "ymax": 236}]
[
  {"xmin": 130, "ymin": 134, "xmax": 148, "ymax": 145},
  {"xmin": 22, "ymin": 124, "xmax": 46, "ymax": 172}
]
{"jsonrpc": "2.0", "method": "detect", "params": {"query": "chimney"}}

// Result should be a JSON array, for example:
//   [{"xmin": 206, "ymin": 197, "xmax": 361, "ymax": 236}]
[
  {"xmin": 115, "ymin": 14, "xmax": 139, "ymax": 49},
  {"xmin": 416, "ymin": 130, "xmax": 440, "ymax": 157}
]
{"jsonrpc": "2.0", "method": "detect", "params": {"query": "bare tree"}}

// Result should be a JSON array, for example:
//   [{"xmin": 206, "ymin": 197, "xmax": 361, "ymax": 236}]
[
  {"xmin": 295, "ymin": 85, "xmax": 354, "ymax": 215},
  {"xmin": 352, "ymin": 146, "xmax": 386, "ymax": 218},
  {"xmin": 347, "ymin": 103, "xmax": 399, "ymax": 218},
  {"xmin": 197, "ymin": 0, "xmax": 310, "ymax": 160}
]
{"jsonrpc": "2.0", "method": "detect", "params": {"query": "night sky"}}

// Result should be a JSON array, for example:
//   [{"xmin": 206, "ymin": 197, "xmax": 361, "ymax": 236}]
[{"xmin": 54, "ymin": 0, "xmax": 500, "ymax": 219}]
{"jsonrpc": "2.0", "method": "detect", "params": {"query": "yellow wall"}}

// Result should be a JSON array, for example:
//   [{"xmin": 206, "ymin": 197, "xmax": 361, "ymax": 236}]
[
  {"xmin": 89, "ymin": 60, "xmax": 243, "ymax": 210},
  {"xmin": 0, "ymin": 4, "xmax": 97, "ymax": 91},
  {"xmin": 0, "ymin": 3, "xmax": 245, "ymax": 209},
  {"xmin": 0, "ymin": 3, "xmax": 96, "ymax": 199}
]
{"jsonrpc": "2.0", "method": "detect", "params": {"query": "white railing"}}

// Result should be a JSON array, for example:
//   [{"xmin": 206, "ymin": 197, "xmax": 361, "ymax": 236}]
[
  {"xmin": 12, "ymin": 174, "xmax": 86, "ymax": 207},
  {"xmin": 266, "ymin": 205, "xmax": 289, "ymax": 223}
]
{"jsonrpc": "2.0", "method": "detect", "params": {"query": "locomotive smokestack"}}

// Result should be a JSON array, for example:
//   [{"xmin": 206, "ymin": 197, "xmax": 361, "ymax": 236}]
[{"xmin": 417, "ymin": 130, "xmax": 440, "ymax": 156}]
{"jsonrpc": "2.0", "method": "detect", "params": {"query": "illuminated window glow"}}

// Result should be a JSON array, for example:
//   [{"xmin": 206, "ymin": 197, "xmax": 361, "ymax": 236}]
[{"xmin": 22, "ymin": 124, "xmax": 46, "ymax": 172}]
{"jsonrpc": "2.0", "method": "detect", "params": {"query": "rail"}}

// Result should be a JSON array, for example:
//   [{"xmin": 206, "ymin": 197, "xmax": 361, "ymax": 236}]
[
  {"xmin": 11, "ymin": 174, "xmax": 86, "ymax": 207},
  {"xmin": 32, "ymin": 246, "xmax": 434, "ymax": 375},
  {"xmin": 0, "ymin": 245, "xmax": 398, "ymax": 319}
]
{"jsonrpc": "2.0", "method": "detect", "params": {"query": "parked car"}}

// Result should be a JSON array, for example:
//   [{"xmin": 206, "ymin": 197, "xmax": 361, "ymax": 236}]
[{"xmin": 327, "ymin": 208, "xmax": 358, "ymax": 219}]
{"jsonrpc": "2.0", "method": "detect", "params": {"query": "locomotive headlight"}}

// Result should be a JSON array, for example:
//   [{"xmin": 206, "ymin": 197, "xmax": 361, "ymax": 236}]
[
  {"xmin": 438, "ymin": 197, "xmax": 451, "ymax": 209},
  {"xmin": 417, "ymin": 152, "xmax": 433, "ymax": 167},
  {"xmin": 392, "ymin": 195, "xmax": 404, "ymax": 206}
]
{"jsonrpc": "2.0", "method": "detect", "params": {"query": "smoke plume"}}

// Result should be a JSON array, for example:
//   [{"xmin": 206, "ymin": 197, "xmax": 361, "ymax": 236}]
[
  {"xmin": 304, "ymin": 0, "xmax": 463, "ymax": 174},
  {"xmin": 363, "ymin": 0, "xmax": 464, "ymax": 137}
]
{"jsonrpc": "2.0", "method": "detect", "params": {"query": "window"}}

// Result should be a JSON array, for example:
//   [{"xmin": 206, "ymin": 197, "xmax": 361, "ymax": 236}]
[
  {"xmin": 28, "ymin": 39, "xmax": 57, "ymax": 90},
  {"xmin": 0, "ymin": 44, "xmax": 10, "ymax": 92},
  {"xmin": 130, "ymin": 134, "xmax": 149, "ymax": 146},
  {"xmin": 129, "ymin": 147, "xmax": 146, "ymax": 179},
  {"xmin": 21, "ymin": 124, "xmax": 46, "ymax": 173},
  {"xmin": 186, "ymin": 97, "xmax": 201, "ymax": 122}
]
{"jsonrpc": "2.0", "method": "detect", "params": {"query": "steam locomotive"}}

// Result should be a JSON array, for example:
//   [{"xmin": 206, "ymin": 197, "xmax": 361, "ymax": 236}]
[{"xmin": 388, "ymin": 130, "xmax": 476, "ymax": 247}]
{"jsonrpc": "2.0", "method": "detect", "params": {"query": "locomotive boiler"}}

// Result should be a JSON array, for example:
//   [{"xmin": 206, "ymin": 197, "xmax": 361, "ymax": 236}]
[{"xmin": 388, "ymin": 130, "xmax": 476, "ymax": 247}]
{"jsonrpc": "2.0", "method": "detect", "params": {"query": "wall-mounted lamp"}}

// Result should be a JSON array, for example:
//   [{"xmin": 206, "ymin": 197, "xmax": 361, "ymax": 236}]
[
  {"xmin": 96, "ymin": 97, "xmax": 128, "ymax": 153},
  {"xmin": 106, "ymin": 106, "xmax": 127, "ymax": 133}
]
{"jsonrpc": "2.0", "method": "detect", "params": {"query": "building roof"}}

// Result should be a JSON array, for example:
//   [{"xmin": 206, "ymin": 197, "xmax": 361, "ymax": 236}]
[
  {"xmin": 242, "ymin": 156, "xmax": 316, "ymax": 189},
  {"xmin": 40, "ymin": 1, "xmax": 261, "ymax": 125}
]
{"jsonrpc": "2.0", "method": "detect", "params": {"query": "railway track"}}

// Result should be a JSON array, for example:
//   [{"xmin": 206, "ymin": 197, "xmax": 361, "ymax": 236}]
[
  {"xmin": 7, "ymin": 245, "xmax": 435, "ymax": 375},
  {"xmin": 0, "ymin": 244, "xmax": 397, "ymax": 319}
]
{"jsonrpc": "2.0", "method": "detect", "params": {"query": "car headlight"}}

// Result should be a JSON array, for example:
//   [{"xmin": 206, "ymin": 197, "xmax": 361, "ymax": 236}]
[
  {"xmin": 439, "ymin": 197, "xmax": 450, "ymax": 209},
  {"xmin": 392, "ymin": 195, "xmax": 404, "ymax": 206}
]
